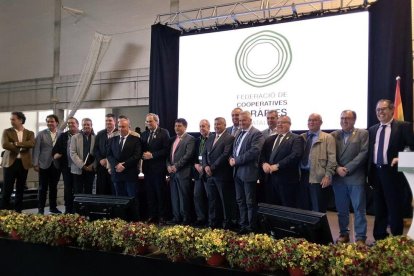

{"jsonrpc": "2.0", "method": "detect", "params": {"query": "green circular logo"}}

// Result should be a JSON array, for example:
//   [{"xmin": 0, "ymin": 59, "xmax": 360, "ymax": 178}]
[{"xmin": 235, "ymin": 30, "xmax": 292, "ymax": 88}]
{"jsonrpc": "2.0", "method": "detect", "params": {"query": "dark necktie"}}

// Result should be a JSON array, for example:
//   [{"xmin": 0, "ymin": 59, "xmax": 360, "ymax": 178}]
[
  {"xmin": 301, "ymin": 133, "xmax": 315, "ymax": 166},
  {"xmin": 148, "ymin": 131, "xmax": 154, "ymax": 144},
  {"xmin": 119, "ymin": 136, "xmax": 125, "ymax": 151},
  {"xmin": 234, "ymin": 130, "xmax": 246, "ymax": 156},
  {"xmin": 376, "ymin": 125, "xmax": 387, "ymax": 166},
  {"xmin": 269, "ymin": 134, "xmax": 283, "ymax": 162}
]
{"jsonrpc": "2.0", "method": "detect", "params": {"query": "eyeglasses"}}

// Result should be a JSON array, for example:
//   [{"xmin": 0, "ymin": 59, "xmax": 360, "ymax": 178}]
[{"xmin": 376, "ymin": 107, "xmax": 390, "ymax": 113}]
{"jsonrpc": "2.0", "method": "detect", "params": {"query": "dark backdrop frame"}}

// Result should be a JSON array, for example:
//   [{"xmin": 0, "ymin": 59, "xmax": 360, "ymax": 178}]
[{"xmin": 149, "ymin": 0, "xmax": 413, "ymax": 135}]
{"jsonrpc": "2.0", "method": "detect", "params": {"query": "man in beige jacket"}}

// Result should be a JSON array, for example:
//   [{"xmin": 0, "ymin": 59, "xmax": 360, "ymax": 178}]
[
  {"xmin": 299, "ymin": 113, "xmax": 336, "ymax": 212},
  {"xmin": 1, "ymin": 111, "xmax": 35, "ymax": 212}
]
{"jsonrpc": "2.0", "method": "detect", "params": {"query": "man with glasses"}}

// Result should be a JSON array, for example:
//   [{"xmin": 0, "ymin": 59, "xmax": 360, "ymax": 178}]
[
  {"xmin": 299, "ymin": 113, "xmax": 336, "ymax": 212},
  {"xmin": 368, "ymin": 99, "xmax": 414, "ymax": 240}
]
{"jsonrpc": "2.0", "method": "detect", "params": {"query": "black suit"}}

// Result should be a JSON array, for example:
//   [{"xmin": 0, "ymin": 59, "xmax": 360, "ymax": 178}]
[
  {"xmin": 94, "ymin": 129, "xmax": 117, "ymax": 195},
  {"xmin": 260, "ymin": 132, "xmax": 304, "ymax": 207},
  {"xmin": 368, "ymin": 120, "xmax": 414, "ymax": 239},
  {"xmin": 107, "ymin": 135, "xmax": 142, "ymax": 197},
  {"xmin": 141, "ymin": 127, "xmax": 170, "ymax": 220},
  {"xmin": 202, "ymin": 131, "xmax": 236, "ymax": 227}
]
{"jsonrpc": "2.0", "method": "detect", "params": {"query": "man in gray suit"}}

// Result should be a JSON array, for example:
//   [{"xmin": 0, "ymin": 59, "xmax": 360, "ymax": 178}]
[
  {"xmin": 70, "ymin": 118, "xmax": 96, "ymax": 194},
  {"xmin": 229, "ymin": 111, "xmax": 265, "ymax": 233},
  {"xmin": 331, "ymin": 110, "xmax": 368, "ymax": 245},
  {"xmin": 33, "ymin": 114, "xmax": 62, "ymax": 214},
  {"xmin": 167, "ymin": 118, "xmax": 195, "ymax": 225},
  {"xmin": 226, "ymin": 107, "xmax": 242, "ymax": 136}
]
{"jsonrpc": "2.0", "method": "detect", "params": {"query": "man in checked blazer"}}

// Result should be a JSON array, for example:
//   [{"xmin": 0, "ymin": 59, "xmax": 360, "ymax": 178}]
[
  {"xmin": 32, "ymin": 114, "xmax": 62, "ymax": 214},
  {"xmin": 167, "ymin": 118, "xmax": 195, "ymax": 225},
  {"xmin": 331, "ymin": 110, "xmax": 368, "ymax": 244},
  {"xmin": 1, "ymin": 111, "xmax": 35, "ymax": 212},
  {"xmin": 229, "ymin": 111, "xmax": 265, "ymax": 234},
  {"xmin": 260, "ymin": 116, "xmax": 303, "ymax": 208}
]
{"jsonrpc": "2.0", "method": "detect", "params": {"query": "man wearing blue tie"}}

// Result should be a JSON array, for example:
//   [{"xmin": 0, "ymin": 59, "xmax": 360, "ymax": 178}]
[
  {"xmin": 107, "ymin": 117, "xmax": 142, "ymax": 197},
  {"xmin": 368, "ymin": 99, "xmax": 414, "ymax": 240},
  {"xmin": 229, "ymin": 111, "xmax": 265, "ymax": 234}
]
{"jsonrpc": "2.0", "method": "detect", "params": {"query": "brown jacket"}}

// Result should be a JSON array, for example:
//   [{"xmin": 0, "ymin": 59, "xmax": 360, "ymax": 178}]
[{"xmin": 1, "ymin": 128, "xmax": 35, "ymax": 170}]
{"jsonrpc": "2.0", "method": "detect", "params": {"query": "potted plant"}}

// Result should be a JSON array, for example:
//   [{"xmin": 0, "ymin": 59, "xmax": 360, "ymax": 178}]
[
  {"xmin": 155, "ymin": 225, "xmax": 204, "ymax": 262},
  {"xmin": 326, "ymin": 241, "xmax": 376, "ymax": 275},
  {"xmin": 77, "ymin": 218, "xmax": 127, "ymax": 251},
  {"xmin": 114, "ymin": 221, "xmax": 158, "ymax": 255},
  {"xmin": 194, "ymin": 228, "xmax": 235, "ymax": 266},
  {"xmin": 226, "ymin": 233, "xmax": 280, "ymax": 272},
  {"xmin": 275, "ymin": 238, "xmax": 326, "ymax": 275},
  {"xmin": 370, "ymin": 236, "xmax": 414, "ymax": 275}
]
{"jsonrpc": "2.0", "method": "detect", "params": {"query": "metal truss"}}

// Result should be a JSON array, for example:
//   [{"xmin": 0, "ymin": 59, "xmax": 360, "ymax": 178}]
[{"xmin": 154, "ymin": 0, "xmax": 377, "ymax": 31}]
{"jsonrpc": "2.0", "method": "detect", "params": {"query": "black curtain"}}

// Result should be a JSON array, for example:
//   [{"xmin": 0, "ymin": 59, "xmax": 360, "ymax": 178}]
[
  {"xmin": 149, "ymin": 23, "xmax": 181, "ymax": 135},
  {"xmin": 368, "ymin": 0, "xmax": 413, "ymax": 125}
]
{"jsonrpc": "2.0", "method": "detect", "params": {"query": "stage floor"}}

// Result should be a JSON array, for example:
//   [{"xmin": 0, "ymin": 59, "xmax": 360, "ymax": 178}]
[{"xmin": 22, "ymin": 205, "xmax": 410, "ymax": 245}]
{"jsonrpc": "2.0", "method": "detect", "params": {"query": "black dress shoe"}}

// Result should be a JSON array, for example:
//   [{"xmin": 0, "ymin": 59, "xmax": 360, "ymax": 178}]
[
  {"xmin": 49, "ymin": 208, "xmax": 62, "ymax": 214},
  {"xmin": 38, "ymin": 208, "xmax": 44, "ymax": 215}
]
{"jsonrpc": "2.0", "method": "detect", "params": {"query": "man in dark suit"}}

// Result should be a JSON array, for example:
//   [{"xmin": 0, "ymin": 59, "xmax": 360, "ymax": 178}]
[
  {"xmin": 107, "ymin": 117, "xmax": 142, "ymax": 197},
  {"xmin": 167, "ymin": 118, "xmax": 195, "ymax": 225},
  {"xmin": 52, "ymin": 116, "xmax": 79, "ymax": 214},
  {"xmin": 260, "ymin": 116, "xmax": 303, "ymax": 207},
  {"xmin": 226, "ymin": 107, "xmax": 242, "ymax": 136},
  {"xmin": 94, "ymin": 114, "xmax": 118, "ymax": 195},
  {"xmin": 203, "ymin": 117, "xmax": 236, "ymax": 229},
  {"xmin": 331, "ymin": 110, "xmax": 368, "ymax": 245},
  {"xmin": 368, "ymin": 99, "xmax": 414, "ymax": 240},
  {"xmin": 229, "ymin": 111, "xmax": 265, "ymax": 233},
  {"xmin": 1, "ymin": 111, "xmax": 35, "ymax": 212},
  {"xmin": 141, "ymin": 113, "xmax": 170, "ymax": 224},
  {"xmin": 33, "ymin": 114, "xmax": 62, "ymax": 214},
  {"xmin": 193, "ymin": 119, "xmax": 213, "ymax": 226}
]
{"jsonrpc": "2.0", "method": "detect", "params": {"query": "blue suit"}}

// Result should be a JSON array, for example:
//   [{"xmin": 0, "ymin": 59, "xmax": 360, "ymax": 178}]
[{"xmin": 232, "ymin": 126, "xmax": 265, "ymax": 231}]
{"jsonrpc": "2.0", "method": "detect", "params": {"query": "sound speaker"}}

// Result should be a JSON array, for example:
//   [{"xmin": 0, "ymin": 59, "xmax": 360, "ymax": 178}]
[{"xmin": 73, "ymin": 194, "xmax": 139, "ymax": 221}]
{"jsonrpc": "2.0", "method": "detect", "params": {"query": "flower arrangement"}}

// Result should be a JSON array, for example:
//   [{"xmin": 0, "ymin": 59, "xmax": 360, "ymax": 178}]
[
  {"xmin": 155, "ymin": 225, "xmax": 205, "ymax": 262},
  {"xmin": 41, "ymin": 214, "xmax": 87, "ymax": 246},
  {"xmin": 77, "ymin": 218, "xmax": 127, "ymax": 251},
  {"xmin": 276, "ymin": 237, "xmax": 326, "ymax": 275},
  {"xmin": 0, "ymin": 210, "xmax": 16, "ymax": 236},
  {"xmin": 194, "ymin": 228, "xmax": 235, "ymax": 265},
  {"xmin": 226, "ymin": 233, "xmax": 280, "ymax": 272},
  {"xmin": 114, "ymin": 221, "xmax": 158, "ymax": 255},
  {"xmin": 0, "ymin": 212, "xmax": 29, "ymax": 240},
  {"xmin": 326, "ymin": 242, "xmax": 376, "ymax": 275},
  {"xmin": 370, "ymin": 236, "xmax": 414, "ymax": 275}
]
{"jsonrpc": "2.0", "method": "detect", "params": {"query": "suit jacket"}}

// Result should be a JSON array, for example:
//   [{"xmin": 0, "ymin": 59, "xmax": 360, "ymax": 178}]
[
  {"xmin": 141, "ymin": 127, "xmax": 170, "ymax": 175},
  {"xmin": 226, "ymin": 126, "xmax": 240, "ymax": 137},
  {"xmin": 331, "ymin": 128, "xmax": 368, "ymax": 185},
  {"xmin": 301, "ymin": 131, "xmax": 337, "ymax": 183},
  {"xmin": 33, "ymin": 129, "xmax": 61, "ymax": 169},
  {"xmin": 260, "ymin": 132, "xmax": 303, "ymax": 183},
  {"xmin": 193, "ymin": 133, "xmax": 214, "ymax": 180},
  {"xmin": 167, "ymin": 133, "xmax": 196, "ymax": 179},
  {"xmin": 202, "ymin": 131, "xmax": 234, "ymax": 181},
  {"xmin": 93, "ymin": 128, "xmax": 118, "ymax": 164},
  {"xmin": 368, "ymin": 120, "xmax": 414, "ymax": 173},
  {"xmin": 52, "ymin": 131, "xmax": 73, "ymax": 170},
  {"xmin": 232, "ymin": 126, "xmax": 265, "ymax": 182},
  {"xmin": 70, "ymin": 132, "xmax": 96, "ymax": 175},
  {"xmin": 1, "ymin": 128, "xmax": 35, "ymax": 170},
  {"xmin": 107, "ymin": 134, "xmax": 142, "ymax": 182}
]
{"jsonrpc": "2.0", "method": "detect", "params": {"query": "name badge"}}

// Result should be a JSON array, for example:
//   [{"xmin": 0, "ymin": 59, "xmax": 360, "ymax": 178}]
[{"xmin": 198, "ymin": 155, "xmax": 203, "ymax": 162}]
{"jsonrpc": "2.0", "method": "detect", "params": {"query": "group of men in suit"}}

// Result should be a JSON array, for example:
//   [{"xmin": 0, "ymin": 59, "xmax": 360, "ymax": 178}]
[{"xmin": 1, "ymin": 98, "xmax": 413, "ymax": 243}]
